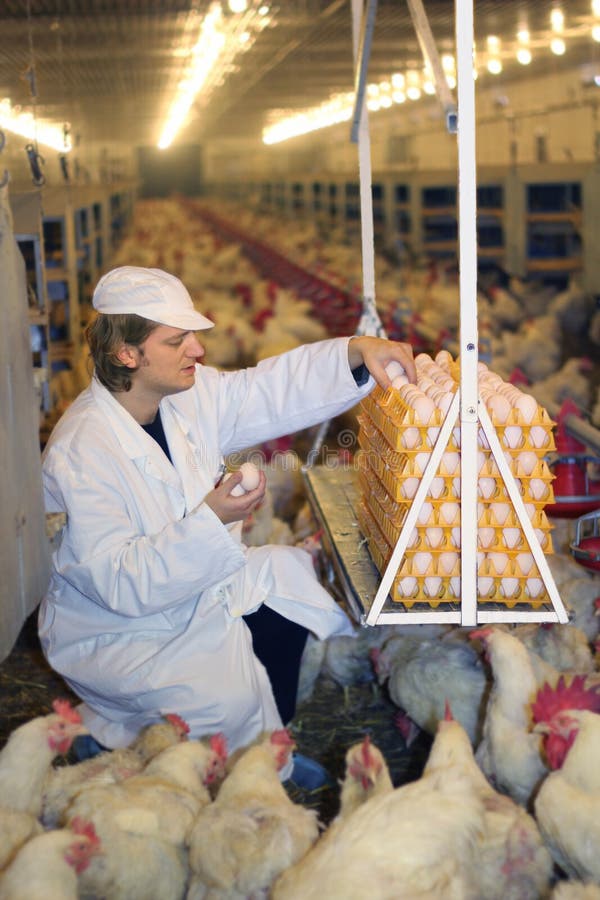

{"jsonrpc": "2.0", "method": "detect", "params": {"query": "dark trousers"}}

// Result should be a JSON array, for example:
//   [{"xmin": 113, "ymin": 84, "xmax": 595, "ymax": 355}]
[{"xmin": 243, "ymin": 605, "xmax": 309, "ymax": 724}]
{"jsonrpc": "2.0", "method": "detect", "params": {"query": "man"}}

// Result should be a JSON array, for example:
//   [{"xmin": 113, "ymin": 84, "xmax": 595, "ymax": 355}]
[{"xmin": 39, "ymin": 266, "xmax": 415, "ymax": 783}]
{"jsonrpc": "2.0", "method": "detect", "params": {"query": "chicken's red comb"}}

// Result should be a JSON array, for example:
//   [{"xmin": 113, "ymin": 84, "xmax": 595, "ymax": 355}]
[
  {"xmin": 271, "ymin": 728, "xmax": 295, "ymax": 747},
  {"xmin": 209, "ymin": 733, "xmax": 228, "ymax": 761},
  {"xmin": 468, "ymin": 627, "xmax": 494, "ymax": 643},
  {"xmin": 165, "ymin": 713, "xmax": 190, "ymax": 737},
  {"xmin": 444, "ymin": 699, "xmax": 453, "ymax": 721},
  {"xmin": 52, "ymin": 699, "xmax": 82, "ymax": 724},
  {"xmin": 531, "ymin": 675, "xmax": 600, "ymax": 724},
  {"xmin": 70, "ymin": 818, "xmax": 101, "ymax": 850},
  {"xmin": 360, "ymin": 734, "xmax": 373, "ymax": 765}
]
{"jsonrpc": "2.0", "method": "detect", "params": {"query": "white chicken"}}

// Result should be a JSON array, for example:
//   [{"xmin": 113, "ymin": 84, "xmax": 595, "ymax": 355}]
[
  {"xmin": 0, "ymin": 700, "xmax": 86, "ymax": 817},
  {"xmin": 380, "ymin": 632, "xmax": 488, "ymax": 745},
  {"xmin": 533, "ymin": 678, "xmax": 600, "ymax": 882},
  {"xmin": 470, "ymin": 628, "xmax": 548, "ymax": 806},
  {"xmin": 42, "ymin": 713, "xmax": 191, "ymax": 828},
  {"xmin": 272, "ymin": 719, "xmax": 486, "ymax": 899},
  {"xmin": 336, "ymin": 735, "xmax": 393, "ymax": 821},
  {"xmin": 0, "ymin": 808, "xmax": 42, "ymax": 871},
  {"xmin": 187, "ymin": 729, "xmax": 319, "ymax": 899},
  {"xmin": 0, "ymin": 818, "xmax": 100, "ymax": 900},
  {"xmin": 423, "ymin": 711, "xmax": 552, "ymax": 900}
]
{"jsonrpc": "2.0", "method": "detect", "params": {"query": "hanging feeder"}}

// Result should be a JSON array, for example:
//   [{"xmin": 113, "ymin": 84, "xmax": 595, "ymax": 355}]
[
  {"xmin": 546, "ymin": 400, "xmax": 600, "ymax": 519},
  {"xmin": 570, "ymin": 509, "xmax": 600, "ymax": 573}
]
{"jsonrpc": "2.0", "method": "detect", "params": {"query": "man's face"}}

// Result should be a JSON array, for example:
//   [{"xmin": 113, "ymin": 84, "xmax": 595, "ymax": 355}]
[{"xmin": 129, "ymin": 324, "xmax": 205, "ymax": 399}]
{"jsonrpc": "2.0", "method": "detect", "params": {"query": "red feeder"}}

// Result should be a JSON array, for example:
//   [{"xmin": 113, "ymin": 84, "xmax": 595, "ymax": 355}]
[
  {"xmin": 546, "ymin": 400, "xmax": 600, "ymax": 519},
  {"xmin": 570, "ymin": 510, "xmax": 600, "ymax": 573}
]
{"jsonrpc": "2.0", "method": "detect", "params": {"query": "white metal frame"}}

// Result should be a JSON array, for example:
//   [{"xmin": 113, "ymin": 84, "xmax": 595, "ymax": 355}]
[{"xmin": 350, "ymin": 0, "xmax": 568, "ymax": 626}]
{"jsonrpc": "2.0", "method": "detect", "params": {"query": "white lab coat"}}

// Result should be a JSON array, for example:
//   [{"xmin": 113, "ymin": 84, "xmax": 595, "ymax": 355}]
[{"xmin": 39, "ymin": 337, "xmax": 373, "ymax": 755}]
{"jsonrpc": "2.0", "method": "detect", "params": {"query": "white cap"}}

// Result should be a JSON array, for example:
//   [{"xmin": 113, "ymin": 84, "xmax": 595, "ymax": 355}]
[{"xmin": 92, "ymin": 266, "xmax": 214, "ymax": 331}]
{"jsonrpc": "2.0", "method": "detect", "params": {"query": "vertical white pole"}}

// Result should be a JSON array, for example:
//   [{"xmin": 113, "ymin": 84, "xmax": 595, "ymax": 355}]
[
  {"xmin": 350, "ymin": 0, "xmax": 377, "ymax": 320},
  {"xmin": 455, "ymin": 0, "xmax": 479, "ymax": 625}
]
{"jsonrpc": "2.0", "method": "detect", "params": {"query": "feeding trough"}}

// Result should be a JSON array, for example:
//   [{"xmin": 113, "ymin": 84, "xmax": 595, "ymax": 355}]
[{"xmin": 570, "ymin": 509, "xmax": 600, "ymax": 573}]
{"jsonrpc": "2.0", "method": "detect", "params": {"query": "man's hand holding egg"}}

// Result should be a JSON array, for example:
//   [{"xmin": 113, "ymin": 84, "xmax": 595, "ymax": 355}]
[
  {"xmin": 347, "ymin": 335, "xmax": 417, "ymax": 388},
  {"xmin": 205, "ymin": 461, "xmax": 266, "ymax": 524}
]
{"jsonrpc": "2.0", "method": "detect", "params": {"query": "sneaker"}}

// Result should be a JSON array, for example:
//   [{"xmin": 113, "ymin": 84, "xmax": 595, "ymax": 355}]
[
  {"xmin": 288, "ymin": 753, "xmax": 334, "ymax": 790},
  {"xmin": 71, "ymin": 734, "xmax": 107, "ymax": 762}
]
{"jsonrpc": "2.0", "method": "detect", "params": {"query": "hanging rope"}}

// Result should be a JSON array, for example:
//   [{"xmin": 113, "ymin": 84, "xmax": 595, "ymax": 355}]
[{"xmin": 22, "ymin": 0, "xmax": 46, "ymax": 186}]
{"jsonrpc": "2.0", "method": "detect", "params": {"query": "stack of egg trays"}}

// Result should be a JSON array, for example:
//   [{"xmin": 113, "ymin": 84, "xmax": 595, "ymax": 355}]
[{"xmin": 357, "ymin": 386, "xmax": 557, "ymax": 609}]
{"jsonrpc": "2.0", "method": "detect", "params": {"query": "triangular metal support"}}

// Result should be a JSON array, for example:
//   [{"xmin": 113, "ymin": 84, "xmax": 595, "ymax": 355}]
[{"xmin": 365, "ymin": 388, "xmax": 569, "ymax": 626}]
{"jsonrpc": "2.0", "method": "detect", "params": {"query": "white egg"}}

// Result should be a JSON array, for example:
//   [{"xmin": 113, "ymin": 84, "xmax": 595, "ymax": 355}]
[
  {"xmin": 392, "ymin": 374, "xmax": 409, "ymax": 389},
  {"xmin": 415, "ymin": 352, "xmax": 433, "ymax": 368},
  {"xmin": 412, "ymin": 551, "xmax": 433, "ymax": 575},
  {"xmin": 478, "ymin": 576, "xmax": 495, "ymax": 597},
  {"xmin": 488, "ymin": 551, "xmax": 509, "ymax": 575},
  {"xmin": 477, "ymin": 361, "xmax": 489, "ymax": 374},
  {"xmin": 517, "ymin": 451, "xmax": 538, "ymax": 476},
  {"xmin": 438, "ymin": 551, "xmax": 458, "ymax": 575},
  {"xmin": 397, "ymin": 576, "xmax": 418, "ymax": 597},
  {"xmin": 430, "ymin": 477, "xmax": 446, "ymax": 499},
  {"xmin": 529, "ymin": 479, "xmax": 549, "ymax": 501},
  {"xmin": 401, "ymin": 427, "xmax": 421, "ymax": 450},
  {"xmin": 530, "ymin": 426, "xmax": 550, "ymax": 449},
  {"xmin": 515, "ymin": 552, "xmax": 535, "ymax": 576},
  {"xmin": 414, "ymin": 451, "xmax": 432, "ymax": 475},
  {"xmin": 385, "ymin": 360, "xmax": 406, "ymax": 381},
  {"xmin": 500, "ymin": 577, "xmax": 520, "ymax": 598},
  {"xmin": 451, "ymin": 476, "xmax": 461, "ymax": 498},
  {"xmin": 400, "ymin": 477, "xmax": 419, "ymax": 499},
  {"xmin": 442, "ymin": 451, "xmax": 460, "ymax": 475},
  {"xmin": 486, "ymin": 394, "xmax": 512, "ymax": 424},
  {"xmin": 503, "ymin": 425, "xmax": 523, "ymax": 450},
  {"xmin": 425, "ymin": 527, "xmax": 445, "ymax": 548},
  {"xmin": 424, "ymin": 576, "xmax": 442, "ymax": 597},
  {"xmin": 479, "ymin": 477, "xmax": 498, "ymax": 500},
  {"xmin": 525, "ymin": 578, "xmax": 544, "ymax": 598},
  {"xmin": 413, "ymin": 394, "xmax": 436, "ymax": 425},
  {"xmin": 417, "ymin": 501, "xmax": 434, "ymax": 525},
  {"xmin": 514, "ymin": 392, "xmax": 538, "ymax": 423},
  {"xmin": 435, "ymin": 350, "xmax": 453, "ymax": 368},
  {"xmin": 451, "ymin": 526, "xmax": 461, "ymax": 548},
  {"xmin": 490, "ymin": 502, "xmax": 511, "ymax": 526},
  {"xmin": 407, "ymin": 528, "xmax": 419, "ymax": 548},
  {"xmin": 502, "ymin": 527, "xmax": 522, "ymax": 549},
  {"xmin": 239, "ymin": 461, "xmax": 261, "ymax": 491},
  {"xmin": 477, "ymin": 450, "xmax": 488, "ymax": 473},
  {"xmin": 439, "ymin": 501, "xmax": 460, "ymax": 525},
  {"xmin": 478, "ymin": 527, "xmax": 496, "ymax": 549},
  {"xmin": 450, "ymin": 575, "xmax": 461, "ymax": 597}
]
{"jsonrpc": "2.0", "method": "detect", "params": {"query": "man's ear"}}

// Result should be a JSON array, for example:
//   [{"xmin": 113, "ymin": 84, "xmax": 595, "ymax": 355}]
[{"xmin": 115, "ymin": 343, "xmax": 140, "ymax": 369}]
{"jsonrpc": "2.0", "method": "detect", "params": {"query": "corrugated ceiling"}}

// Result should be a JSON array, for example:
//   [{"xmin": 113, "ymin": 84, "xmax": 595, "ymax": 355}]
[{"xmin": 0, "ymin": 1, "xmax": 599, "ymax": 148}]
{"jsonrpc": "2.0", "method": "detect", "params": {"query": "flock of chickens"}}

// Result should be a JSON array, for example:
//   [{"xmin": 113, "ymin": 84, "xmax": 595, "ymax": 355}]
[
  {"xmin": 12, "ymin": 194, "xmax": 599, "ymax": 898},
  {"xmin": 2, "ymin": 604, "xmax": 600, "ymax": 898}
]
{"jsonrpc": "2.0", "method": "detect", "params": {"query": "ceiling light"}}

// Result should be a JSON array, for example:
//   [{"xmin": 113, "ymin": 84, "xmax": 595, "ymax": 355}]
[
  {"xmin": 593, "ymin": 0, "xmax": 600, "ymax": 14},
  {"xmin": 263, "ymin": 94, "xmax": 353, "ymax": 144},
  {"xmin": 379, "ymin": 95, "xmax": 393, "ymax": 108},
  {"xmin": 517, "ymin": 28, "xmax": 530, "ymax": 44},
  {"xmin": 550, "ymin": 37, "xmax": 566, "ymax": 55},
  {"xmin": 391, "ymin": 73, "xmax": 405, "ymax": 89},
  {"xmin": 517, "ymin": 47, "xmax": 532, "ymax": 64},
  {"xmin": 551, "ymin": 7, "xmax": 564, "ymax": 32},
  {"xmin": 406, "ymin": 70, "xmax": 421, "ymax": 101},
  {"xmin": 487, "ymin": 58, "xmax": 503, "ymax": 75},
  {"xmin": 593, "ymin": 23, "xmax": 600, "ymax": 41},
  {"xmin": 0, "ymin": 98, "xmax": 71, "ymax": 152},
  {"xmin": 158, "ymin": 1, "xmax": 269, "ymax": 149},
  {"xmin": 392, "ymin": 90, "xmax": 406, "ymax": 104}
]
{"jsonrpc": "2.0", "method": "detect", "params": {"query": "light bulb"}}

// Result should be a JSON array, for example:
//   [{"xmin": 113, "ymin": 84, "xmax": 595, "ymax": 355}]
[
  {"xmin": 551, "ymin": 37, "xmax": 566, "ymax": 55},
  {"xmin": 517, "ymin": 48, "xmax": 532, "ymax": 64},
  {"xmin": 487, "ymin": 58, "xmax": 503, "ymax": 74}
]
